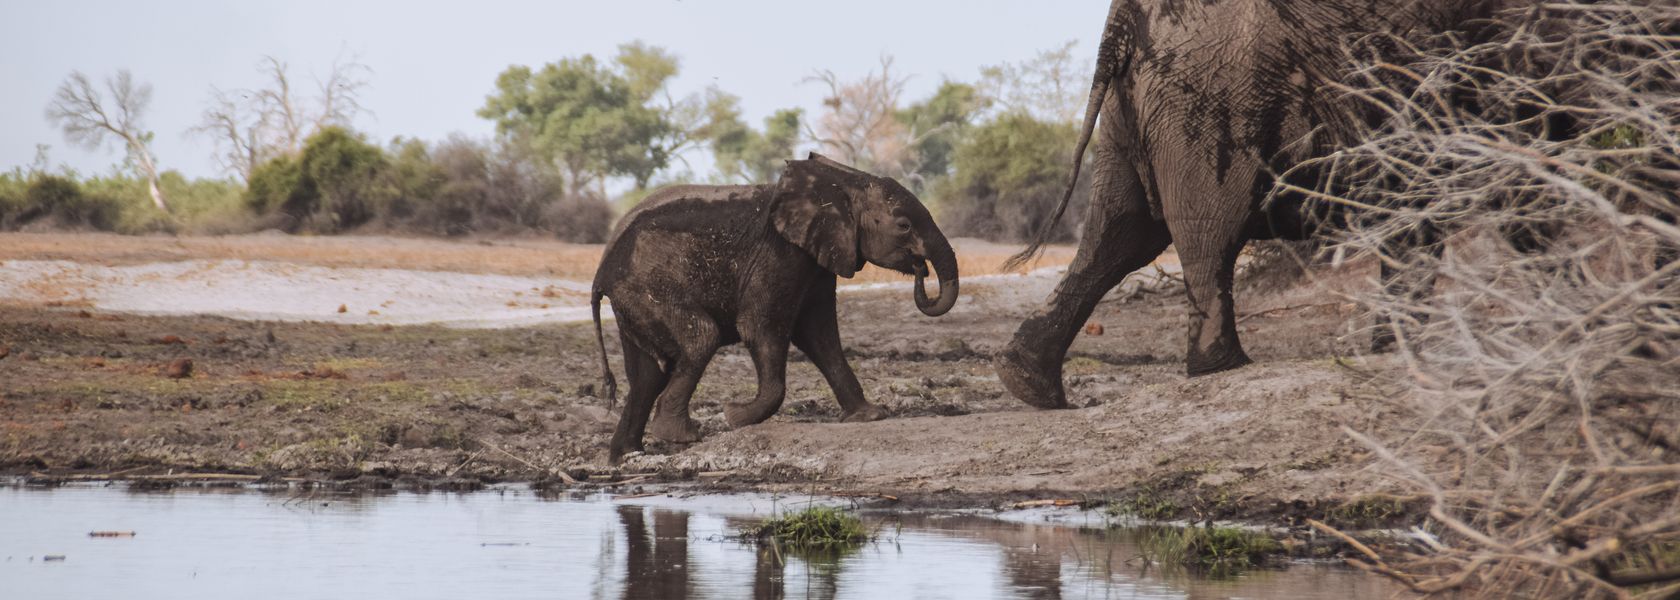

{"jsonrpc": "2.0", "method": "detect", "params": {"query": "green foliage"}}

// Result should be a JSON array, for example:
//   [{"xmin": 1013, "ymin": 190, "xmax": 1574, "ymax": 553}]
[
  {"xmin": 712, "ymin": 108, "xmax": 804, "ymax": 184},
  {"xmin": 1107, "ymin": 488, "xmax": 1180, "ymax": 521},
  {"xmin": 1137, "ymin": 525, "xmax": 1281, "ymax": 573},
  {"xmin": 478, "ymin": 53, "xmax": 670, "ymax": 193},
  {"xmin": 245, "ymin": 127, "xmax": 391, "ymax": 233},
  {"xmin": 745, "ymin": 506, "xmax": 871, "ymax": 547},
  {"xmin": 898, "ymin": 81, "xmax": 988, "ymax": 184},
  {"xmin": 24, "ymin": 174, "xmax": 121, "ymax": 230},
  {"xmin": 933, "ymin": 112, "xmax": 1084, "ymax": 242}
]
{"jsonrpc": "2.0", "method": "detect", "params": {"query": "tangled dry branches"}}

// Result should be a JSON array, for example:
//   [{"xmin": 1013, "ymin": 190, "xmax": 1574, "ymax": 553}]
[{"xmin": 1293, "ymin": 2, "xmax": 1680, "ymax": 597}]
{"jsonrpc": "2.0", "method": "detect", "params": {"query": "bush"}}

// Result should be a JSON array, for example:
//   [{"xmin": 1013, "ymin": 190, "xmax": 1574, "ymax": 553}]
[
  {"xmin": 4, "ymin": 174, "xmax": 123, "ymax": 231},
  {"xmin": 933, "ymin": 112, "xmax": 1088, "ymax": 243},
  {"xmin": 1302, "ymin": 2, "xmax": 1680, "ymax": 596}
]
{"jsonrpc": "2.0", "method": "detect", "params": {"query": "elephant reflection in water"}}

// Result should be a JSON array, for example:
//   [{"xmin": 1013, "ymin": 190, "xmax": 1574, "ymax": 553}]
[
  {"xmin": 615, "ymin": 508, "xmax": 844, "ymax": 600},
  {"xmin": 617, "ymin": 506, "xmax": 692, "ymax": 600}
]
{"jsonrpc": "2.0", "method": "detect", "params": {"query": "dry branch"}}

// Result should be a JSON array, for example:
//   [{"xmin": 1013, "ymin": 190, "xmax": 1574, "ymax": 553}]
[{"xmin": 1297, "ymin": 1, "xmax": 1680, "ymax": 597}]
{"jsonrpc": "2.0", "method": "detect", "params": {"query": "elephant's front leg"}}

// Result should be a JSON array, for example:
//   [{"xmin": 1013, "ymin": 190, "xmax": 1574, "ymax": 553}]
[
  {"xmin": 724, "ymin": 336, "xmax": 791, "ymax": 428},
  {"xmin": 792, "ymin": 285, "xmax": 885, "ymax": 423}
]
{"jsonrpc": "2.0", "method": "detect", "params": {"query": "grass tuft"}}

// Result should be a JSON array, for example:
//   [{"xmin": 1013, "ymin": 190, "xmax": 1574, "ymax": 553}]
[{"xmin": 744, "ymin": 506, "xmax": 871, "ymax": 547}]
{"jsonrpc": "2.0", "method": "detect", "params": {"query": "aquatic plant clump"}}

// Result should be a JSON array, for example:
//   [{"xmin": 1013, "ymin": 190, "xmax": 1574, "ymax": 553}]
[
  {"xmin": 1138, "ymin": 525, "xmax": 1282, "ymax": 571},
  {"xmin": 745, "ymin": 506, "xmax": 872, "ymax": 547}
]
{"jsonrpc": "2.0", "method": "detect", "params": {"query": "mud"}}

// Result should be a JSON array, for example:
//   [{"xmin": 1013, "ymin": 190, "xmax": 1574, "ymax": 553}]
[{"xmin": 1, "ymin": 234, "xmax": 1407, "ymax": 527}]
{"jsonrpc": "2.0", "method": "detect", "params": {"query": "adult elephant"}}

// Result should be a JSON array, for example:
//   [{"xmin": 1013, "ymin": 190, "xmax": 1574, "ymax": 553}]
[{"xmin": 996, "ymin": 0, "xmax": 1524, "ymax": 408}]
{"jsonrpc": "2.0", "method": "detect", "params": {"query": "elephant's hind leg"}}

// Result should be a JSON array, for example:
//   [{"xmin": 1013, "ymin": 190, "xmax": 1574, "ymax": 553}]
[
  {"xmin": 647, "ymin": 318, "xmax": 719, "ymax": 444},
  {"xmin": 997, "ymin": 94, "xmax": 1170, "ymax": 409},
  {"xmin": 724, "ymin": 336, "xmax": 792, "ymax": 428},
  {"xmin": 1167, "ymin": 214, "xmax": 1253, "ymax": 376},
  {"xmin": 609, "ymin": 337, "xmax": 667, "ymax": 463}
]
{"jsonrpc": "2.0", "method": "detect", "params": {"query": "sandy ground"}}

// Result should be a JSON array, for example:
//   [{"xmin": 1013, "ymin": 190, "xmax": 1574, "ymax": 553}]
[{"xmin": 0, "ymin": 233, "xmax": 1405, "ymax": 525}]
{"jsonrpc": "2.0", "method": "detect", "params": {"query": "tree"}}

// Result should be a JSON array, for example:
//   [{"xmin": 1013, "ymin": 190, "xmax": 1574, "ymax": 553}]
[
  {"xmin": 712, "ymin": 107, "xmax": 803, "ymax": 184},
  {"xmin": 479, "ymin": 55, "xmax": 669, "ymax": 196},
  {"xmin": 897, "ymin": 81, "xmax": 988, "ymax": 187},
  {"xmin": 45, "ymin": 70, "xmax": 169, "ymax": 212},
  {"xmin": 192, "ymin": 53, "xmax": 371, "ymax": 181},
  {"xmin": 939, "ymin": 112, "xmax": 1083, "ymax": 242},
  {"xmin": 804, "ymin": 56, "xmax": 914, "ymax": 177},
  {"xmin": 245, "ymin": 126, "xmax": 388, "ymax": 232},
  {"xmin": 977, "ymin": 40, "xmax": 1091, "ymax": 124}
]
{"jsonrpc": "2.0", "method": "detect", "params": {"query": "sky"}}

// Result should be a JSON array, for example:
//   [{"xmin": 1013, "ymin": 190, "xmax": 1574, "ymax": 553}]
[{"xmin": 0, "ymin": 1, "xmax": 1103, "ymax": 181}]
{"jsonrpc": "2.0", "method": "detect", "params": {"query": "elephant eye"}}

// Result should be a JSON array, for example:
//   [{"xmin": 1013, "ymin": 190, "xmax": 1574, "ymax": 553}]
[{"xmin": 895, "ymin": 217, "xmax": 912, "ymax": 232}]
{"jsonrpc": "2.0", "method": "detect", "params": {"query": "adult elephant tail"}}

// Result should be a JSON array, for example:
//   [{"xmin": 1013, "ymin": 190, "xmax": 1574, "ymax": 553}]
[
  {"xmin": 591, "ymin": 289, "xmax": 617, "ymax": 409},
  {"xmin": 1003, "ymin": 0, "xmax": 1135, "ymax": 272}
]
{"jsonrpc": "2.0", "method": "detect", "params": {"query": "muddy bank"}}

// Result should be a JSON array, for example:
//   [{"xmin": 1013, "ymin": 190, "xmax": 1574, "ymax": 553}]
[{"xmin": 0, "ymin": 235, "xmax": 1407, "ymax": 527}]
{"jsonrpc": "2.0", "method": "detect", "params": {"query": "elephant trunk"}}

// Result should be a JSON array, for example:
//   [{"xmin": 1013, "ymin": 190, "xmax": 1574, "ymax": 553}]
[{"xmin": 913, "ymin": 228, "xmax": 960, "ymax": 317}]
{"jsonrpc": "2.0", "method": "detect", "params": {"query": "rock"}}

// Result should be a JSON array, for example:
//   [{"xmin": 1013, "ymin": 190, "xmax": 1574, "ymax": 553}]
[
  {"xmin": 337, "ymin": 304, "xmax": 348, "ymax": 313},
  {"xmin": 0, "ymin": 345, "xmax": 9, "ymax": 360},
  {"xmin": 1085, "ymin": 323, "xmax": 1105, "ymax": 336},
  {"xmin": 164, "ymin": 358, "xmax": 194, "ymax": 379}
]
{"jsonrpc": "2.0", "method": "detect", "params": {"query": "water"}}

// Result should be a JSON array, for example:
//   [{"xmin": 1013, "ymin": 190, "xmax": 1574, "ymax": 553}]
[{"xmin": 0, "ymin": 485, "xmax": 1401, "ymax": 599}]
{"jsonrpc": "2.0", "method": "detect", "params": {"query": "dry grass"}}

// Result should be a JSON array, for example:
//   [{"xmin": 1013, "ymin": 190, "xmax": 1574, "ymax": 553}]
[
  {"xmin": 1293, "ymin": 2, "xmax": 1680, "ymax": 597},
  {"xmin": 0, "ymin": 232, "xmax": 1075, "ymax": 283}
]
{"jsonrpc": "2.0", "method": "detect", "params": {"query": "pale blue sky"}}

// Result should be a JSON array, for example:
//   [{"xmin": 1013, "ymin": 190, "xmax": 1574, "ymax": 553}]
[{"xmin": 1, "ymin": 1, "xmax": 1102, "ymax": 181}]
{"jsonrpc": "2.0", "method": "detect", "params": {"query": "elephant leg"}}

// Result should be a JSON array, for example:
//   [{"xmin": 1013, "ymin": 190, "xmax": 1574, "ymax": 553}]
[
  {"xmin": 646, "ymin": 320, "xmax": 719, "ymax": 444},
  {"xmin": 724, "ymin": 336, "xmax": 791, "ymax": 428},
  {"xmin": 1372, "ymin": 222, "xmax": 1442, "ymax": 353},
  {"xmin": 1168, "ymin": 216, "xmax": 1252, "ymax": 376},
  {"xmin": 791, "ymin": 287, "xmax": 884, "ymax": 423},
  {"xmin": 608, "ymin": 336, "xmax": 668, "ymax": 463},
  {"xmin": 996, "ymin": 92, "xmax": 1170, "ymax": 409}
]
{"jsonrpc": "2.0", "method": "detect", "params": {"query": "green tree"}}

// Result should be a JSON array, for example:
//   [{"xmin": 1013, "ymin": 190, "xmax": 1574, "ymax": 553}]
[
  {"xmin": 478, "ymin": 55, "xmax": 669, "ymax": 195},
  {"xmin": 712, "ymin": 107, "xmax": 803, "ymax": 184},
  {"xmin": 245, "ymin": 126, "xmax": 389, "ymax": 232},
  {"xmin": 898, "ymin": 81, "xmax": 988, "ymax": 187},
  {"xmin": 938, "ymin": 112, "xmax": 1082, "ymax": 242}
]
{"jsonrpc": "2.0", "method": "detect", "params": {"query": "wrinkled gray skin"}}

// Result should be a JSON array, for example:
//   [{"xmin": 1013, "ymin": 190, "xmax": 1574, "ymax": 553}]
[
  {"xmin": 592, "ymin": 153, "xmax": 959, "ymax": 462},
  {"xmin": 996, "ymin": 0, "xmax": 1525, "ymax": 409}
]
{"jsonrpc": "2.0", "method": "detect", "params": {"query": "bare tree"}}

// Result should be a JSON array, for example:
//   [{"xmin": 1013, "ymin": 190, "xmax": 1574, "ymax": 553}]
[
  {"xmin": 803, "ymin": 56, "xmax": 914, "ymax": 176},
  {"xmin": 978, "ymin": 40, "xmax": 1091, "ymax": 124},
  {"xmin": 45, "ymin": 70, "xmax": 169, "ymax": 212},
  {"xmin": 193, "ymin": 51, "xmax": 371, "ymax": 179},
  {"xmin": 191, "ymin": 87, "xmax": 266, "ymax": 182}
]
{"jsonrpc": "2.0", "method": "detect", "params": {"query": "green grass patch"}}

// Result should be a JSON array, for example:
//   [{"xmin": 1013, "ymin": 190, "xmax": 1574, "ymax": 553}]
[
  {"xmin": 1137, "ymin": 525, "xmax": 1282, "ymax": 573},
  {"xmin": 1107, "ymin": 489, "xmax": 1180, "ymax": 521},
  {"xmin": 744, "ymin": 506, "xmax": 872, "ymax": 547}
]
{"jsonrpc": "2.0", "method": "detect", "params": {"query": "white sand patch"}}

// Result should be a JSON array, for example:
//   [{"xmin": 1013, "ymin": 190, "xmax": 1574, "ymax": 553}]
[
  {"xmin": 0, "ymin": 257, "xmax": 1175, "ymax": 328},
  {"xmin": 0, "ymin": 259, "xmax": 598, "ymax": 329}
]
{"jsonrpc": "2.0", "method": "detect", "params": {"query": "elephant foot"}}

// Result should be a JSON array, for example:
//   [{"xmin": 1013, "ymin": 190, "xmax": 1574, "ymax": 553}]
[
  {"xmin": 607, "ymin": 438, "xmax": 642, "ymax": 466},
  {"xmin": 724, "ymin": 401, "xmax": 779, "ymax": 429},
  {"xmin": 1186, "ymin": 340, "xmax": 1252, "ymax": 377},
  {"xmin": 840, "ymin": 403, "xmax": 888, "ymax": 423},
  {"xmin": 647, "ymin": 415, "xmax": 703, "ymax": 443},
  {"xmin": 995, "ymin": 337, "xmax": 1068, "ymax": 409}
]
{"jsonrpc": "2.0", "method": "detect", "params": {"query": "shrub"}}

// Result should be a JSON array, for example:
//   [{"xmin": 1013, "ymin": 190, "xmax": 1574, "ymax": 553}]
[
  {"xmin": 934, "ymin": 112, "xmax": 1088, "ymax": 243},
  {"xmin": 1300, "ymin": 2, "xmax": 1680, "ymax": 596}
]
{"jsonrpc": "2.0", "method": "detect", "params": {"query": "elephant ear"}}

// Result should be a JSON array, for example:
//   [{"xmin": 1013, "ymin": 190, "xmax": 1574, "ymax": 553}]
[{"xmin": 772, "ymin": 155, "xmax": 860, "ymax": 277}]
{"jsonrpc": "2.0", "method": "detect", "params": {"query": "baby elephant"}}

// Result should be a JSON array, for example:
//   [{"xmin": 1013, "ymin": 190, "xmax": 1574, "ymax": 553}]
[{"xmin": 591, "ymin": 153, "xmax": 959, "ymax": 462}]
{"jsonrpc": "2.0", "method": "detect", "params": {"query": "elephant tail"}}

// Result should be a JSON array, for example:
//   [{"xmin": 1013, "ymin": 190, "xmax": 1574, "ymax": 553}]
[
  {"xmin": 1004, "ymin": 0, "xmax": 1134, "ymax": 272},
  {"xmin": 591, "ymin": 289, "xmax": 618, "ymax": 409}
]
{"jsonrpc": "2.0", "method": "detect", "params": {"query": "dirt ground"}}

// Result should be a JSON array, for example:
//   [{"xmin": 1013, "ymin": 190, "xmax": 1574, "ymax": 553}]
[{"xmin": 0, "ymin": 233, "xmax": 1409, "ymax": 525}]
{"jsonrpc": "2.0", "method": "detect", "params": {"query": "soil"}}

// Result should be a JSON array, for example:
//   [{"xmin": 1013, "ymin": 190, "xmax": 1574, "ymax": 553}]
[{"xmin": 0, "ymin": 233, "xmax": 1410, "ymax": 526}]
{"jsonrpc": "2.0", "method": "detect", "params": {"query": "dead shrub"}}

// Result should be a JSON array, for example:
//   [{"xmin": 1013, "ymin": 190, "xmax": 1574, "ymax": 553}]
[{"xmin": 1294, "ymin": 2, "xmax": 1680, "ymax": 597}]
